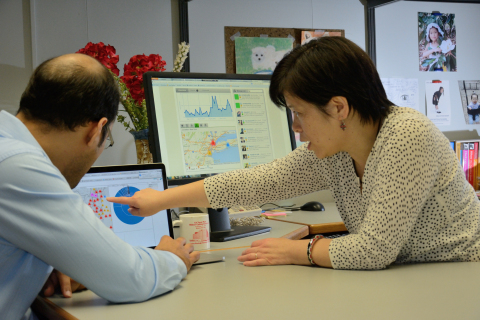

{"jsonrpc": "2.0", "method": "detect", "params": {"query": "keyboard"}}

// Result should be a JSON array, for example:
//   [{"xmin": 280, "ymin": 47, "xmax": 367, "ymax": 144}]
[{"xmin": 228, "ymin": 205, "xmax": 263, "ymax": 218}]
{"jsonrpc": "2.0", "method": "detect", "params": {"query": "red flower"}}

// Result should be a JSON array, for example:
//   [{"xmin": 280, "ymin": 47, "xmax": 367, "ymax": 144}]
[
  {"xmin": 77, "ymin": 43, "xmax": 167, "ymax": 107},
  {"xmin": 120, "ymin": 54, "xmax": 166, "ymax": 106},
  {"xmin": 76, "ymin": 42, "xmax": 120, "ymax": 76}
]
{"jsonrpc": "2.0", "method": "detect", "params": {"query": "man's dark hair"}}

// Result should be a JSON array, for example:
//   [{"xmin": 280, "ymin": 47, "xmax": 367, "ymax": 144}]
[
  {"xmin": 18, "ymin": 55, "xmax": 120, "ymax": 141},
  {"xmin": 270, "ymin": 37, "xmax": 392, "ymax": 125}
]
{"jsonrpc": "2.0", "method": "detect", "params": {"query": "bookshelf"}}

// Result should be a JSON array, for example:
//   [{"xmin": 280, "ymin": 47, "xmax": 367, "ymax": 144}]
[{"xmin": 451, "ymin": 139, "xmax": 480, "ymax": 191}]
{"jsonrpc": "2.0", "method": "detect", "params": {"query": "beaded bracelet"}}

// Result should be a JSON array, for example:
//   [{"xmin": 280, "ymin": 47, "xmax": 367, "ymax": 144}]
[{"xmin": 307, "ymin": 235, "xmax": 324, "ymax": 266}]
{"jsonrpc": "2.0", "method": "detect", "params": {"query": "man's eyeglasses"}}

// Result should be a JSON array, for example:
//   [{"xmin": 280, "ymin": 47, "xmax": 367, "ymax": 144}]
[{"xmin": 104, "ymin": 127, "xmax": 114, "ymax": 149}]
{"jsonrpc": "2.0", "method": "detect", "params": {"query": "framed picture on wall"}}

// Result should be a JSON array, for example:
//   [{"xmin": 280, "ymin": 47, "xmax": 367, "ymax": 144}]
[
  {"xmin": 224, "ymin": 26, "xmax": 344, "ymax": 74},
  {"xmin": 418, "ymin": 12, "xmax": 457, "ymax": 72},
  {"xmin": 458, "ymin": 80, "xmax": 480, "ymax": 125}
]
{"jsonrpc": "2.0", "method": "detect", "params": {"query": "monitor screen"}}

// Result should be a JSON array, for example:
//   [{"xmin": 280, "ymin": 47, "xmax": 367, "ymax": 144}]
[
  {"xmin": 144, "ymin": 72, "xmax": 295, "ymax": 185},
  {"xmin": 72, "ymin": 164, "xmax": 172, "ymax": 247}
]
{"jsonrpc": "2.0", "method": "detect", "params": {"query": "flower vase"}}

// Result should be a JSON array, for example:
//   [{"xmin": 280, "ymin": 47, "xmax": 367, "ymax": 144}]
[{"xmin": 130, "ymin": 129, "xmax": 153, "ymax": 164}]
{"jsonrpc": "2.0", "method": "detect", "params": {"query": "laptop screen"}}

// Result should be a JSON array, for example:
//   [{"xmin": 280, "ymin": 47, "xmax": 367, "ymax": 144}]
[{"xmin": 73, "ymin": 164, "xmax": 172, "ymax": 248}]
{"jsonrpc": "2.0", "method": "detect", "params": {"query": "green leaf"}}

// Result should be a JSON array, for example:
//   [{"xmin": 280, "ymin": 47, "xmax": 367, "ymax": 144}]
[{"xmin": 422, "ymin": 58, "xmax": 435, "ymax": 67}]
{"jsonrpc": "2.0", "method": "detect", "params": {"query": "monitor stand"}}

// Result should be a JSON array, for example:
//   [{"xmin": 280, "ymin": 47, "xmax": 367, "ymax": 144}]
[{"xmin": 207, "ymin": 208, "xmax": 271, "ymax": 242}]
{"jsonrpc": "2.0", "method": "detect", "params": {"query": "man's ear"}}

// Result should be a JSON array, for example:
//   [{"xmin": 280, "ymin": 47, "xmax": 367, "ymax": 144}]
[
  {"xmin": 330, "ymin": 96, "xmax": 350, "ymax": 120},
  {"xmin": 86, "ymin": 117, "xmax": 108, "ymax": 148}
]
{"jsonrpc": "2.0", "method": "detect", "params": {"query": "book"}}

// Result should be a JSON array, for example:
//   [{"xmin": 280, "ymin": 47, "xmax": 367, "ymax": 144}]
[
  {"xmin": 463, "ymin": 143, "xmax": 469, "ymax": 182},
  {"xmin": 451, "ymin": 139, "xmax": 480, "ymax": 190},
  {"xmin": 474, "ymin": 142, "xmax": 479, "ymax": 189},
  {"xmin": 455, "ymin": 141, "xmax": 462, "ymax": 164},
  {"xmin": 469, "ymin": 143, "xmax": 475, "ymax": 186}
]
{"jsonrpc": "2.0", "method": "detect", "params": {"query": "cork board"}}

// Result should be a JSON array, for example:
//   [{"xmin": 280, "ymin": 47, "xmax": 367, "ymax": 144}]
[{"xmin": 224, "ymin": 26, "xmax": 345, "ymax": 74}]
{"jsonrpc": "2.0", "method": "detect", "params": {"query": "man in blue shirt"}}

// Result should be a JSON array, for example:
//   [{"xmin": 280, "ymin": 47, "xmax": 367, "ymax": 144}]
[{"xmin": 0, "ymin": 53, "xmax": 199, "ymax": 320}]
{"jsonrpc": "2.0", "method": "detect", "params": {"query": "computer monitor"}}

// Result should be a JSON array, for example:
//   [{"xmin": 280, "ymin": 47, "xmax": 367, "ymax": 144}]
[
  {"xmin": 72, "ymin": 163, "xmax": 172, "ymax": 248},
  {"xmin": 143, "ymin": 72, "xmax": 296, "ymax": 186}
]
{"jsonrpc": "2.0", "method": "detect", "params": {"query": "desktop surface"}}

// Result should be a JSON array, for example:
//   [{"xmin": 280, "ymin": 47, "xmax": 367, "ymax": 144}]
[
  {"xmin": 265, "ymin": 202, "xmax": 347, "ymax": 234},
  {"xmin": 267, "ymin": 202, "xmax": 343, "ymax": 224},
  {"xmin": 46, "ymin": 252, "xmax": 480, "ymax": 320},
  {"xmin": 39, "ymin": 212, "xmax": 480, "ymax": 320}
]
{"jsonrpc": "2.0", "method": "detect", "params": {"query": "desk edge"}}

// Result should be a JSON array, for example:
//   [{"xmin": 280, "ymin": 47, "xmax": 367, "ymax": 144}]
[
  {"xmin": 32, "ymin": 295, "xmax": 78, "ymax": 320},
  {"xmin": 267, "ymin": 218, "xmax": 347, "ymax": 234}
]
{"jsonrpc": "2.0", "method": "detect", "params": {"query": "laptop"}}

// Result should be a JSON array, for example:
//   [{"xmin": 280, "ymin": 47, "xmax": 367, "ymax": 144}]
[{"xmin": 73, "ymin": 163, "xmax": 223, "ymax": 265}]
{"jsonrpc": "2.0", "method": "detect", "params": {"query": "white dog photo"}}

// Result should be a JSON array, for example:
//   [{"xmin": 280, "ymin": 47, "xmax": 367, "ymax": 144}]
[
  {"xmin": 251, "ymin": 46, "xmax": 287, "ymax": 71},
  {"xmin": 251, "ymin": 45, "xmax": 275, "ymax": 70}
]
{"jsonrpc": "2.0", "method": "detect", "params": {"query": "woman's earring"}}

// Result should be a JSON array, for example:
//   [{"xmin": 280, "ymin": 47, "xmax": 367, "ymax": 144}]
[{"xmin": 340, "ymin": 120, "xmax": 346, "ymax": 131}]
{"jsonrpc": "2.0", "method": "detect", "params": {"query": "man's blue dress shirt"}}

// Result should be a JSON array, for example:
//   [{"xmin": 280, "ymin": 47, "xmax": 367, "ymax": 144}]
[{"xmin": 0, "ymin": 111, "xmax": 186, "ymax": 320}]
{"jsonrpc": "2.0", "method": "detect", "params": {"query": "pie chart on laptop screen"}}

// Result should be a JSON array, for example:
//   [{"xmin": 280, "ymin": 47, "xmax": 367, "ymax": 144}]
[{"xmin": 113, "ymin": 186, "xmax": 144, "ymax": 225}]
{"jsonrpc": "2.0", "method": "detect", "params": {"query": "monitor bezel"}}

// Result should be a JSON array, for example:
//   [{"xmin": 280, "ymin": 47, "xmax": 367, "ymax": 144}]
[
  {"xmin": 86, "ymin": 163, "xmax": 174, "ymax": 240},
  {"xmin": 143, "ymin": 71, "xmax": 296, "ymax": 186}
]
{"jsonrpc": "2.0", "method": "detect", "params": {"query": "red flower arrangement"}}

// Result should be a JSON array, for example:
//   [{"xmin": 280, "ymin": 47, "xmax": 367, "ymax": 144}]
[
  {"xmin": 77, "ymin": 42, "xmax": 120, "ymax": 76},
  {"xmin": 76, "ymin": 43, "xmax": 167, "ymax": 131},
  {"xmin": 120, "ymin": 54, "xmax": 166, "ymax": 106}
]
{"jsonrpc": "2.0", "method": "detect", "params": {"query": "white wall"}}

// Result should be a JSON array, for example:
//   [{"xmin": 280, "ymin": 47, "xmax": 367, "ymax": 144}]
[
  {"xmin": 1, "ymin": 0, "xmax": 178, "ymax": 166},
  {"xmin": 30, "ymin": 0, "xmax": 178, "ymax": 166},
  {"xmin": 188, "ymin": 0, "xmax": 366, "ymax": 72},
  {"xmin": 375, "ymin": 1, "xmax": 480, "ymax": 135},
  {"xmin": 0, "ymin": 0, "xmax": 33, "ymax": 115}
]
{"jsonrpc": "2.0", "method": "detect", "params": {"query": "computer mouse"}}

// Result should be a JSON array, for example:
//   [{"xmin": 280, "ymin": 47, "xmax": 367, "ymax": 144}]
[{"xmin": 300, "ymin": 201, "xmax": 325, "ymax": 212}]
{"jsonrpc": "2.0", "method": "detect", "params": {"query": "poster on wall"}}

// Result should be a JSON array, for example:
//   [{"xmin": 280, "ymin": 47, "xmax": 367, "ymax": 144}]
[
  {"xmin": 426, "ymin": 80, "xmax": 451, "ymax": 126},
  {"xmin": 235, "ymin": 37, "xmax": 293, "ymax": 74},
  {"xmin": 300, "ymin": 30, "xmax": 342, "ymax": 44},
  {"xmin": 381, "ymin": 78, "xmax": 419, "ymax": 111},
  {"xmin": 418, "ymin": 12, "xmax": 456, "ymax": 72},
  {"xmin": 458, "ymin": 80, "xmax": 480, "ymax": 125}
]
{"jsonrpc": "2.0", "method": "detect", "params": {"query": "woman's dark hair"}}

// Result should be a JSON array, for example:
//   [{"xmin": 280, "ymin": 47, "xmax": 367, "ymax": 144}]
[
  {"xmin": 18, "ymin": 55, "xmax": 119, "ymax": 140},
  {"xmin": 270, "ymin": 37, "xmax": 392, "ymax": 125}
]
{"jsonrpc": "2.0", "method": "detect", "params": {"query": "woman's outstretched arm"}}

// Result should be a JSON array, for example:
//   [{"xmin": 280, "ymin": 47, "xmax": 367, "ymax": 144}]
[{"xmin": 107, "ymin": 180, "xmax": 209, "ymax": 217}]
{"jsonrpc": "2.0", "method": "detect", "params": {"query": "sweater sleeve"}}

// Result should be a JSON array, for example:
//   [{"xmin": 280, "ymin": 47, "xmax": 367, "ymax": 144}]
[
  {"xmin": 204, "ymin": 144, "xmax": 329, "ymax": 208},
  {"xmin": 329, "ymin": 119, "xmax": 440, "ymax": 269}
]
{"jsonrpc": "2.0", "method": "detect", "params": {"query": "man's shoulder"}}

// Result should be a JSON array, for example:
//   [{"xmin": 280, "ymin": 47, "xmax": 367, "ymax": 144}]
[{"xmin": 0, "ymin": 136, "xmax": 46, "ymax": 163}]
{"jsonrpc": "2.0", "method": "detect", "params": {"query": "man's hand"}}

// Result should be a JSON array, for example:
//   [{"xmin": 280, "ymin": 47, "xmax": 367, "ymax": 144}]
[
  {"xmin": 155, "ymin": 235, "xmax": 200, "ymax": 272},
  {"xmin": 42, "ymin": 270, "xmax": 86, "ymax": 298}
]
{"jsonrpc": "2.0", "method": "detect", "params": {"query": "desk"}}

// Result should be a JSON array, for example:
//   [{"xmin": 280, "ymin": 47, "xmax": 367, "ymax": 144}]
[
  {"xmin": 268, "ymin": 202, "xmax": 347, "ymax": 234},
  {"xmin": 32, "ymin": 220, "xmax": 307, "ymax": 319},
  {"xmin": 197, "ymin": 219, "xmax": 308, "ymax": 251},
  {"xmin": 35, "ymin": 206, "xmax": 480, "ymax": 319},
  {"xmin": 44, "ymin": 250, "xmax": 480, "ymax": 319}
]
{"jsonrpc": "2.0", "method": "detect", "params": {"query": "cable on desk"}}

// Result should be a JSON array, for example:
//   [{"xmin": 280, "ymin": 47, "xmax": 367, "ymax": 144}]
[
  {"xmin": 260, "ymin": 202, "xmax": 297, "ymax": 211},
  {"xmin": 171, "ymin": 208, "xmax": 189, "ymax": 220}
]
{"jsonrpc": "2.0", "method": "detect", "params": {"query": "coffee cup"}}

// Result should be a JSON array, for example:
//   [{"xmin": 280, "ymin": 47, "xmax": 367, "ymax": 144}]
[{"xmin": 173, "ymin": 213, "xmax": 210, "ymax": 250}]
